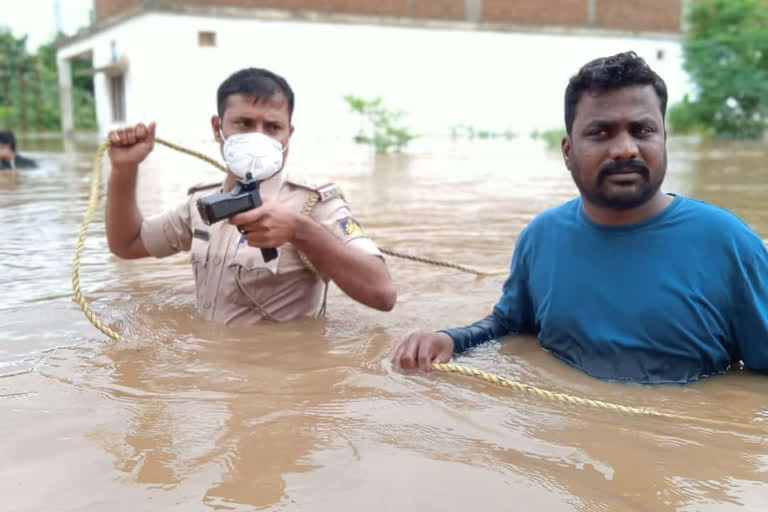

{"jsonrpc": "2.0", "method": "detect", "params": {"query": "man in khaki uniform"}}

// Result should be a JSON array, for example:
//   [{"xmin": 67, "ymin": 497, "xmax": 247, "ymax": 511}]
[{"xmin": 105, "ymin": 68, "xmax": 396, "ymax": 326}]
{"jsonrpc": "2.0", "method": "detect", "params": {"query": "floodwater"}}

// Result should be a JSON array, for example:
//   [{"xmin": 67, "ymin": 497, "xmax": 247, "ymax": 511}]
[{"xmin": 1, "ymin": 133, "xmax": 767, "ymax": 511}]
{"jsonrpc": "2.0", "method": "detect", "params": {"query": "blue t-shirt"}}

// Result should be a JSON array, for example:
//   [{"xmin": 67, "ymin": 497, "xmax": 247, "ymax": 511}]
[{"xmin": 481, "ymin": 195, "xmax": 768, "ymax": 384}]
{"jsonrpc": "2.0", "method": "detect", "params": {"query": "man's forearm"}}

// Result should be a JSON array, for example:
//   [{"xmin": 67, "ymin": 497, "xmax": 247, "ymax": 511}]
[
  {"xmin": 106, "ymin": 165, "xmax": 149, "ymax": 259},
  {"xmin": 440, "ymin": 310, "xmax": 512, "ymax": 354},
  {"xmin": 290, "ymin": 215, "xmax": 396, "ymax": 311}
]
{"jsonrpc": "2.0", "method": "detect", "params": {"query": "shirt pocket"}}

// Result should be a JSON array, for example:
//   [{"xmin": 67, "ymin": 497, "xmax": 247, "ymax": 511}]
[
  {"xmin": 226, "ymin": 245, "xmax": 281, "ymax": 308},
  {"xmin": 190, "ymin": 236, "xmax": 210, "ymax": 303},
  {"xmin": 226, "ymin": 245, "xmax": 322, "ymax": 321}
]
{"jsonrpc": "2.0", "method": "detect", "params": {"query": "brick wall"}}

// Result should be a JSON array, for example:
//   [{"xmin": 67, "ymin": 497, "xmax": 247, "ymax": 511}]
[
  {"xmin": 179, "ymin": 0, "xmax": 465, "ymax": 19},
  {"xmin": 483, "ymin": 0, "xmax": 588, "ymax": 27},
  {"xmin": 93, "ymin": 0, "xmax": 684, "ymax": 32},
  {"xmin": 94, "ymin": 0, "xmax": 143, "ymax": 20},
  {"xmin": 596, "ymin": 0, "xmax": 681, "ymax": 32}
]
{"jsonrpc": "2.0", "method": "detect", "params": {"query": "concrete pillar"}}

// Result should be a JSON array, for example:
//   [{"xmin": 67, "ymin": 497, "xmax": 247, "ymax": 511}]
[
  {"xmin": 464, "ymin": 0, "xmax": 482, "ymax": 23},
  {"xmin": 587, "ymin": 0, "xmax": 597, "ymax": 26},
  {"xmin": 56, "ymin": 55, "xmax": 74, "ymax": 137}
]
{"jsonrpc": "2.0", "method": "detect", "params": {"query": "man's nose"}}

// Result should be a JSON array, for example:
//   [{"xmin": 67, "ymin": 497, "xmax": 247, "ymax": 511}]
[{"xmin": 608, "ymin": 131, "xmax": 639, "ymax": 161}]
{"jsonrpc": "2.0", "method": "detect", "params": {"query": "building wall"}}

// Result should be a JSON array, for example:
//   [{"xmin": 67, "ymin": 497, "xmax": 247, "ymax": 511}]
[
  {"xmin": 93, "ymin": 0, "xmax": 684, "ymax": 33},
  {"xmin": 58, "ymin": 11, "xmax": 690, "ymax": 145},
  {"xmin": 57, "ymin": 14, "xmax": 151, "ymax": 135}
]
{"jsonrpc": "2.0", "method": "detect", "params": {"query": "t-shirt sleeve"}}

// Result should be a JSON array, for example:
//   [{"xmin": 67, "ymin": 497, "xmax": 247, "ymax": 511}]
[
  {"xmin": 440, "ymin": 229, "xmax": 537, "ymax": 354},
  {"xmin": 139, "ymin": 197, "xmax": 194, "ymax": 258},
  {"xmin": 733, "ymin": 242, "xmax": 768, "ymax": 374},
  {"xmin": 492, "ymin": 228, "xmax": 536, "ymax": 335}
]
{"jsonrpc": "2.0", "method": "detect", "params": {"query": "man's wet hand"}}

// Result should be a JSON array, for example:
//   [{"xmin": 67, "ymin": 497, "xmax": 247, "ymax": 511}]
[
  {"xmin": 108, "ymin": 122, "xmax": 156, "ymax": 171},
  {"xmin": 392, "ymin": 331, "xmax": 454, "ymax": 372},
  {"xmin": 230, "ymin": 198, "xmax": 300, "ymax": 248}
]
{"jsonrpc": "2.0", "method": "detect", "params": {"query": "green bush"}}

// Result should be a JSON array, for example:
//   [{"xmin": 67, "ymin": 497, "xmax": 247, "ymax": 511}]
[{"xmin": 344, "ymin": 95, "xmax": 417, "ymax": 153}]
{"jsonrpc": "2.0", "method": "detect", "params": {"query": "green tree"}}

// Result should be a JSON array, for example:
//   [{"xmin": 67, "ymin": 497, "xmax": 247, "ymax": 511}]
[
  {"xmin": 669, "ymin": 0, "xmax": 768, "ymax": 138},
  {"xmin": 344, "ymin": 95, "xmax": 417, "ymax": 153},
  {"xmin": 0, "ymin": 29, "xmax": 96, "ymax": 132}
]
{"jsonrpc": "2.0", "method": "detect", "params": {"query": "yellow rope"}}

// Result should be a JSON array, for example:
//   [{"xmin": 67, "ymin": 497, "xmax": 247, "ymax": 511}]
[
  {"xmin": 432, "ymin": 363, "xmax": 767, "ymax": 433},
  {"xmin": 298, "ymin": 191, "xmax": 323, "ymax": 278},
  {"xmin": 153, "ymin": 137, "xmax": 228, "ymax": 172},
  {"xmin": 142, "ymin": 137, "xmax": 508, "ymax": 277},
  {"xmin": 153, "ymin": 138, "xmax": 506, "ymax": 277},
  {"xmin": 72, "ymin": 136, "xmax": 768, "ymax": 435},
  {"xmin": 72, "ymin": 140, "xmax": 126, "ymax": 343},
  {"xmin": 380, "ymin": 248, "xmax": 508, "ymax": 276},
  {"xmin": 73, "ymin": 137, "xmax": 226, "ymax": 343}
]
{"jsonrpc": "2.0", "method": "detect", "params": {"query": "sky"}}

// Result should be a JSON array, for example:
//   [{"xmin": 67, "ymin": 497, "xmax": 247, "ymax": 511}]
[{"xmin": 1, "ymin": 0, "xmax": 93, "ymax": 50}]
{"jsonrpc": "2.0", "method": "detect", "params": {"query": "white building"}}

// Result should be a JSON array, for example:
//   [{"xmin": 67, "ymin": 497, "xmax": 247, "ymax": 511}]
[{"xmin": 56, "ymin": 4, "xmax": 691, "ymax": 147}]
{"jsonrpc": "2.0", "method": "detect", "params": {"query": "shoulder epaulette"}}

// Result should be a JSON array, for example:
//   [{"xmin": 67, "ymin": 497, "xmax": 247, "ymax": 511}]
[
  {"xmin": 287, "ymin": 177, "xmax": 344, "ymax": 202},
  {"xmin": 187, "ymin": 181, "xmax": 222, "ymax": 196}
]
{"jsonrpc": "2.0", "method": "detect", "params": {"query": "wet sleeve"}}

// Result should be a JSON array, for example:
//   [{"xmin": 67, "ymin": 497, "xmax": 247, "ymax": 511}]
[
  {"xmin": 733, "ymin": 244, "xmax": 768, "ymax": 374},
  {"xmin": 139, "ymin": 197, "xmax": 194, "ymax": 258},
  {"xmin": 440, "ymin": 231, "xmax": 536, "ymax": 354},
  {"xmin": 311, "ymin": 196, "xmax": 382, "ymax": 258},
  {"xmin": 15, "ymin": 155, "xmax": 38, "ymax": 169},
  {"xmin": 440, "ymin": 310, "xmax": 512, "ymax": 354}
]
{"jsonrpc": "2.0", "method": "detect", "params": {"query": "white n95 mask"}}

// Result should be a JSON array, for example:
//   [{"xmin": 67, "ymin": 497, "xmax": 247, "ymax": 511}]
[{"xmin": 220, "ymin": 131, "xmax": 287, "ymax": 181}]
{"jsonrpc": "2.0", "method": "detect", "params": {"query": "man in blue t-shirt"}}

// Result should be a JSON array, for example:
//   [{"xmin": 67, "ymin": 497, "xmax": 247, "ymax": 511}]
[{"xmin": 392, "ymin": 51, "xmax": 768, "ymax": 384}]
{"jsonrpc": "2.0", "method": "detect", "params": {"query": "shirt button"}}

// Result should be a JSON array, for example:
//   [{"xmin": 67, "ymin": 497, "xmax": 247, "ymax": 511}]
[
  {"xmin": 247, "ymin": 259, "xmax": 255, "ymax": 267},
  {"xmin": 203, "ymin": 301, "xmax": 212, "ymax": 309},
  {"xmin": 214, "ymin": 256, "xmax": 221, "ymax": 265}
]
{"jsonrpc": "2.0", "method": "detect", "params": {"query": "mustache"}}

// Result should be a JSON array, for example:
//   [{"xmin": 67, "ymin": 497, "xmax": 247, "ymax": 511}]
[{"xmin": 597, "ymin": 159, "xmax": 650, "ymax": 183}]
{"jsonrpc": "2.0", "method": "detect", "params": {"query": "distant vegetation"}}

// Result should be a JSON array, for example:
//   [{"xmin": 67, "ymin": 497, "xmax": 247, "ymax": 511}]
[
  {"xmin": 0, "ymin": 29, "xmax": 97, "ymax": 132},
  {"xmin": 531, "ymin": 128, "xmax": 566, "ymax": 149},
  {"xmin": 450, "ymin": 124, "xmax": 517, "ymax": 141},
  {"xmin": 343, "ymin": 95, "xmax": 418, "ymax": 154},
  {"xmin": 668, "ymin": 0, "xmax": 768, "ymax": 138}
]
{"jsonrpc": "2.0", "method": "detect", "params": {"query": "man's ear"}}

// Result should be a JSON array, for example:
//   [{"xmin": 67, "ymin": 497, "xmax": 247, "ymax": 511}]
[
  {"xmin": 561, "ymin": 135, "xmax": 572, "ymax": 171},
  {"xmin": 211, "ymin": 115, "xmax": 223, "ymax": 144},
  {"xmin": 290, "ymin": 124, "xmax": 295, "ymax": 137}
]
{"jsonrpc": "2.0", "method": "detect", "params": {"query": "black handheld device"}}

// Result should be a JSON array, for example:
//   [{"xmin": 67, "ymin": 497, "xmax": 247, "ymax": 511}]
[{"xmin": 195, "ymin": 172, "xmax": 278, "ymax": 262}]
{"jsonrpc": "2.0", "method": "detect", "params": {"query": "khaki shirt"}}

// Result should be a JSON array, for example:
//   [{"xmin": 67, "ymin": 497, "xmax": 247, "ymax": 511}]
[{"xmin": 139, "ymin": 171, "xmax": 382, "ymax": 326}]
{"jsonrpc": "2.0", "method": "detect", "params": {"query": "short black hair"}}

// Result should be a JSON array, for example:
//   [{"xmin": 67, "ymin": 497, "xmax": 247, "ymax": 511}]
[
  {"xmin": 216, "ymin": 68, "xmax": 295, "ymax": 120},
  {"xmin": 0, "ymin": 130, "xmax": 16, "ymax": 152},
  {"xmin": 564, "ymin": 51, "xmax": 668, "ymax": 135}
]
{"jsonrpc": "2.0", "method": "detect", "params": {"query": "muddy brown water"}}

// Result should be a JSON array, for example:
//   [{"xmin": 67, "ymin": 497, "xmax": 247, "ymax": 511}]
[{"xmin": 1, "ymin": 134, "xmax": 767, "ymax": 511}]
